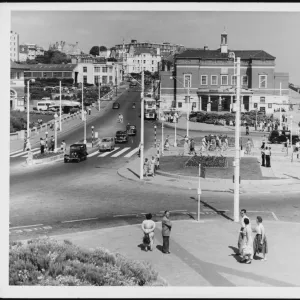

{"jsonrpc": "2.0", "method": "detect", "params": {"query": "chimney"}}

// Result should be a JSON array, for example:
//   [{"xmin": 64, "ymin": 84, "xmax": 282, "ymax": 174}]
[{"xmin": 204, "ymin": 45, "xmax": 208, "ymax": 51}]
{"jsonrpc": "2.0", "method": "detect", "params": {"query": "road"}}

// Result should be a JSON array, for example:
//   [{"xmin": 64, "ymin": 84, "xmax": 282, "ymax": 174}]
[{"xmin": 9, "ymin": 88, "xmax": 300, "ymax": 240}]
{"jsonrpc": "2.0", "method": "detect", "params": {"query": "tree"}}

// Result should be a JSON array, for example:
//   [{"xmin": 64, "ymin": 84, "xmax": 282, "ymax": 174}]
[
  {"xmin": 89, "ymin": 46, "xmax": 99, "ymax": 56},
  {"xmin": 26, "ymin": 58, "xmax": 38, "ymax": 64},
  {"xmin": 50, "ymin": 51, "xmax": 71, "ymax": 64},
  {"xmin": 99, "ymin": 46, "xmax": 107, "ymax": 52}
]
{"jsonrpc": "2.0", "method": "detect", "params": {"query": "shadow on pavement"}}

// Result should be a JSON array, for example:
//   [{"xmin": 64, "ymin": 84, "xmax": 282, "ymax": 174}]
[
  {"xmin": 156, "ymin": 245, "xmax": 163, "ymax": 253},
  {"xmin": 127, "ymin": 168, "xmax": 140, "ymax": 179},
  {"xmin": 228, "ymin": 246, "xmax": 242, "ymax": 263}
]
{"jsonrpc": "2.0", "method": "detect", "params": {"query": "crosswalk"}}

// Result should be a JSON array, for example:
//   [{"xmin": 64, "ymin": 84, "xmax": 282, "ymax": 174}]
[{"xmin": 10, "ymin": 148, "xmax": 40, "ymax": 158}]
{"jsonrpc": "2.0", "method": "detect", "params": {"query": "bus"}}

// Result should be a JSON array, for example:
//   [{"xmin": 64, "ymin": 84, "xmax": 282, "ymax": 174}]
[{"xmin": 144, "ymin": 98, "xmax": 157, "ymax": 119}]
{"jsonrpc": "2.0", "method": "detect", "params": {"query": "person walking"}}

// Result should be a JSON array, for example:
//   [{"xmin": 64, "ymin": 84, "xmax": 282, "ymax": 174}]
[
  {"xmin": 189, "ymin": 138, "xmax": 195, "ymax": 155},
  {"xmin": 240, "ymin": 218, "xmax": 254, "ymax": 264},
  {"xmin": 141, "ymin": 213, "xmax": 156, "ymax": 252},
  {"xmin": 149, "ymin": 156, "xmax": 155, "ymax": 177},
  {"xmin": 253, "ymin": 216, "xmax": 268, "ymax": 261},
  {"xmin": 265, "ymin": 147, "xmax": 271, "ymax": 167},
  {"xmin": 238, "ymin": 209, "xmax": 249, "ymax": 256},
  {"xmin": 143, "ymin": 158, "xmax": 150, "ymax": 177},
  {"xmin": 295, "ymin": 141, "xmax": 300, "ymax": 159},
  {"xmin": 261, "ymin": 146, "xmax": 266, "ymax": 167},
  {"xmin": 155, "ymin": 153, "xmax": 160, "ymax": 171},
  {"xmin": 50, "ymin": 136, "xmax": 55, "ymax": 152},
  {"xmin": 246, "ymin": 139, "xmax": 252, "ymax": 155},
  {"xmin": 162, "ymin": 210, "xmax": 172, "ymax": 254},
  {"xmin": 40, "ymin": 138, "xmax": 45, "ymax": 154},
  {"xmin": 246, "ymin": 125, "xmax": 249, "ymax": 136},
  {"xmin": 61, "ymin": 140, "xmax": 67, "ymax": 154},
  {"xmin": 25, "ymin": 139, "xmax": 31, "ymax": 152}
]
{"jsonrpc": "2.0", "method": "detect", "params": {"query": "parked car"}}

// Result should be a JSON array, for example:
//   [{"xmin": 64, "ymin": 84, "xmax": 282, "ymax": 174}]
[
  {"xmin": 112, "ymin": 102, "xmax": 120, "ymax": 109},
  {"xmin": 115, "ymin": 130, "xmax": 128, "ymax": 143},
  {"xmin": 268, "ymin": 130, "xmax": 300, "ymax": 145},
  {"xmin": 64, "ymin": 144, "xmax": 88, "ymax": 163},
  {"xmin": 126, "ymin": 124, "xmax": 137, "ymax": 136},
  {"xmin": 99, "ymin": 137, "xmax": 115, "ymax": 152}
]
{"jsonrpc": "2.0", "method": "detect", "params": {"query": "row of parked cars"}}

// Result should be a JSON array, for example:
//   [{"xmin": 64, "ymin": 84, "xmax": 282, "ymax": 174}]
[{"xmin": 268, "ymin": 130, "xmax": 300, "ymax": 145}]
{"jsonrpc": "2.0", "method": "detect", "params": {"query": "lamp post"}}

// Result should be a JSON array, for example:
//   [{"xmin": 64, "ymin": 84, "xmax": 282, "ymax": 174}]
[
  {"xmin": 45, "ymin": 131, "xmax": 48, "ymax": 151},
  {"xmin": 154, "ymin": 125, "xmax": 157, "ymax": 148},
  {"xmin": 26, "ymin": 79, "xmax": 35, "ymax": 139},
  {"xmin": 83, "ymin": 110, "xmax": 87, "ymax": 144},
  {"xmin": 197, "ymin": 164, "xmax": 202, "ymax": 222},
  {"xmin": 161, "ymin": 116, "xmax": 165, "ymax": 155},
  {"xmin": 186, "ymin": 83, "xmax": 190, "ymax": 138},
  {"xmin": 255, "ymin": 108, "xmax": 258, "ymax": 131},
  {"xmin": 59, "ymin": 81, "xmax": 62, "ymax": 131},
  {"xmin": 140, "ymin": 70, "xmax": 145, "ymax": 180},
  {"xmin": 91, "ymin": 125, "xmax": 94, "ymax": 147},
  {"xmin": 98, "ymin": 82, "xmax": 101, "ymax": 111},
  {"xmin": 81, "ymin": 82, "xmax": 84, "ymax": 120},
  {"xmin": 174, "ymin": 112, "xmax": 177, "ymax": 147},
  {"xmin": 54, "ymin": 113, "xmax": 58, "ymax": 152}
]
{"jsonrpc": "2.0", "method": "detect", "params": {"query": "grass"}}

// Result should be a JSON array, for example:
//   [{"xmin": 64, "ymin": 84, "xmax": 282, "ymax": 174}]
[
  {"xmin": 33, "ymin": 151, "xmax": 64, "ymax": 160},
  {"xmin": 9, "ymin": 238, "xmax": 166, "ymax": 286},
  {"xmin": 160, "ymin": 156, "xmax": 276, "ymax": 180}
]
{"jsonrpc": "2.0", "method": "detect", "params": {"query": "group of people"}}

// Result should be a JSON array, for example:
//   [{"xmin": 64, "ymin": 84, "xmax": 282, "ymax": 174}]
[
  {"xmin": 118, "ymin": 113, "xmax": 124, "ymax": 123},
  {"xmin": 163, "ymin": 112, "xmax": 179, "ymax": 123},
  {"xmin": 141, "ymin": 210, "xmax": 172, "ymax": 254},
  {"xmin": 261, "ymin": 138, "xmax": 272, "ymax": 168},
  {"xmin": 200, "ymin": 134, "xmax": 229, "ymax": 152},
  {"xmin": 39, "ymin": 136, "xmax": 66, "ymax": 155},
  {"xmin": 237, "ymin": 209, "xmax": 268, "ymax": 264},
  {"xmin": 143, "ymin": 155, "xmax": 159, "ymax": 177}
]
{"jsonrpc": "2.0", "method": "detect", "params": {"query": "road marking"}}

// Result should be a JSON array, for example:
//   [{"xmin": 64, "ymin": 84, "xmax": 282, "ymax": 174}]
[
  {"xmin": 61, "ymin": 217, "xmax": 98, "ymax": 224},
  {"xmin": 98, "ymin": 147, "xmax": 120, "ymax": 157},
  {"xmin": 21, "ymin": 149, "xmax": 40, "ymax": 157},
  {"xmin": 23, "ymin": 228, "xmax": 32, "ymax": 232},
  {"xmin": 87, "ymin": 151, "xmax": 100, "ymax": 158},
  {"xmin": 10, "ymin": 223, "xmax": 43, "ymax": 229},
  {"xmin": 111, "ymin": 147, "xmax": 131, "ymax": 157},
  {"xmin": 271, "ymin": 212, "xmax": 279, "ymax": 221},
  {"xmin": 113, "ymin": 214, "xmax": 136, "ymax": 217},
  {"xmin": 10, "ymin": 147, "xmax": 39, "ymax": 157},
  {"xmin": 10, "ymin": 149, "xmax": 24, "ymax": 155},
  {"xmin": 43, "ymin": 226, "xmax": 53, "ymax": 229},
  {"xmin": 124, "ymin": 147, "xmax": 139, "ymax": 158}
]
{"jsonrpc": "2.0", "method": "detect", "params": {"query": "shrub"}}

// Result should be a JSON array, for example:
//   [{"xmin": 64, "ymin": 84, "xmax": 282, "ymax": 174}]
[
  {"xmin": 33, "ymin": 151, "xmax": 64, "ymax": 160},
  {"xmin": 9, "ymin": 238, "xmax": 165, "ymax": 286},
  {"xmin": 185, "ymin": 155, "xmax": 228, "ymax": 168}
]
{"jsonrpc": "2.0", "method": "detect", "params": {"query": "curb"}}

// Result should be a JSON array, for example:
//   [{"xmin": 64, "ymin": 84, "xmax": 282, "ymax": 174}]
[{"xmin": 28, "ymin": 153, "xmax": 65, "ymax": 165}]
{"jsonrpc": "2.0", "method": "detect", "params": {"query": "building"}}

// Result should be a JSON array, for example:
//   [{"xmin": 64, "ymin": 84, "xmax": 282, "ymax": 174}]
[
  {"xmin": 10, "ymin": 60, "xmax": 29, "ymax": 111},
  {"xmin": 10, "ymin": 31, "xmax": 19, "ymax": 62},
  {"xmin": 19, "ymin": 44, "xmax": 45, "ymax": 61},
  {"xmin": 160, "ymin": 31, "xmax": 289, "ymax": 114},
  {"xmin": 49, "ymin": 41, "xmax": 82, "ymax": 56}
]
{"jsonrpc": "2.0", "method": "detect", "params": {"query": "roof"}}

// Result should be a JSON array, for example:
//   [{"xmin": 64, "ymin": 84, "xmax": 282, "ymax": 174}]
[
  {"xmin": 10, "ymin": 60, "xmax": 30, "ymax": 70},
  {"xmin": 176, "ymin": 49, "xmax": 275, "ymax": 60},
  {"xmin": 25, "ymin": 64, "xmax": 77, "ymax": 71},
  {"xmin": 134, "ymin": 47, "xmax": 157, "ymax": 56}
]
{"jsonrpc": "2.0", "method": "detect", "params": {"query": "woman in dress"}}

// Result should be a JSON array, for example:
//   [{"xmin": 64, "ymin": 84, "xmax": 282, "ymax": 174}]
[
  {"xmin": 143, "ymin": 158, "xmax": 149, "ymax": 177},
  {"xmin": 253, "ymin": 216, "xmax": 268, "ymax": 261},
  {"xmin": 265, "ymin": 147, "xmax": 271, "ymax": 167},
  {"xmin": 240, "ymin": 217, "xmax": 254, "ymax": 264},
  {"xmin": 261, "ymin": 145, "xmax": 266, "ymax": 167},
  {"xmin": 141, "ymin": 213, "xmax": 156, "ymax": 251}
]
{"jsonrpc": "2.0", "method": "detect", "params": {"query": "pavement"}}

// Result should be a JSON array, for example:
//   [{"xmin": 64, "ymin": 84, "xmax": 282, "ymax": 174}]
[
  {"xmin": 31, "ymin": 218, "xmax": 299, "ymax": 287},
  {"xmin": 10, "ymin": 84, "xmax": 129, "ymax": 154}
]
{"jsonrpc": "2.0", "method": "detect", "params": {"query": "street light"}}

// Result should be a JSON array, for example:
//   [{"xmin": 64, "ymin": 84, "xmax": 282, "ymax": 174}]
[
  {"xmin": 161, "ymin": 116, "xmax": 165, "ymax": 155},
  {"xmin": 83, "ymin": 110, "xmax": 87, "ymax": 144},
  {"xmin": 98, "ymin": 82, "xmax": 101, "ymax": 111},
  {"xmin": 82, "ymin": 82, "xmax": 84, "ymax": 120},
  {"xmin": 59, "ymin": 81, "xmax": 62, "ymax": 131},
  {"xmin": 54, "ymin": 113, "xmax": 58, "ymax": 152},
  {"xmin": 26, "ymin": 79, "xmax": 35, "ymax": 139},
  {"xmin": 91, "ymin": 125, "xmax": 94, "ymax": 147},
  {"xmin": 229, "ymin": 52, "xmax": 241, "ymax": 223},
  {"xmin": 174, "ymin": 112, "xmax": 178, "ymax": 147}
]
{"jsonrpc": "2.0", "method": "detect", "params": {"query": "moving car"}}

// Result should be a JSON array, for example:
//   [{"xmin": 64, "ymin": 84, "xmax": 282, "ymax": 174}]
[
  {"xmin": 99, "ymin": 137, "xmax": 115, "ymax": 152},
  {"xmin": 126, "ymin": 124, "xmax": 137, "ymax": 136},
  {"xmin": 268, "ymin": 130, "xmax": 300, "ymax": 145},
  {"xmin": 64, "ymin": 144, "xmax": 88, "ymax": 163},
  {"xmin": 130, "ymin": 81, "xmax": 137, "ymax": 87},
  {"xmin": 115, "ymin": 130, "xmax": 128, "ymax": 143},
  {"xmin": 112, "ymin": 102, "xmax": 120, "ymax": 109}
]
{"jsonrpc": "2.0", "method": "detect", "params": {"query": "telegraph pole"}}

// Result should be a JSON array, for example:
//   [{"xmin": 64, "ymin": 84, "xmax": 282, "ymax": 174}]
[{"xmin": 140, "ymin": 70, "xmax": 145, "ymax": 180}]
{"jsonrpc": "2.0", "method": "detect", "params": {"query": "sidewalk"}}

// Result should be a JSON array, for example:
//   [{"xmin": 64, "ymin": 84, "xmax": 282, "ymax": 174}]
[
  {"xmin": 49, "ymin": 219, "xmax": 300, "ymax": 287},
  {"xmin": 10, "ymin": 85, "xmax": 128, "ymax": 153}
]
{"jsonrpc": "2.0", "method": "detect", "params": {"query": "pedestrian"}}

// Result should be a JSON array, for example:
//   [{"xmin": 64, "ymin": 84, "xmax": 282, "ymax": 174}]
[
  {"xmin": 246, "ymin": 139, "xmax": 252, "ymax": 155},
  {"xmin": 253, "ymin": 216, "xmax": 268, "ymax": 261},
  {"xmin": 162, "ymin": 210, "xmax": 172, "ymax": 254},
  {"xmin": 261, "ymin": 146, "xmax": 266, "ymax": 167},
  {"xmin": 238, "ymin": 209, "xmax": 249, "ymax": 255},
  {"xmin": 149, "ymin": 156, "xmax": 155, "ymax": 177},
  {"xmin": 40, "ymin": 138, "xmax": 45, "ymax": 154},
  {"xmin": 189, "ymin": 138, "xmax": 195, "ymax": 155},
  {"xmin": 240, "ymin": 218, "xmax": 254, "ymax": 264},
  {"xmin": 201, "ymin": 136, "xmax": 207, "ymax": 151},
  {"xmin": 50, "ymin": 135, "xmax": 55, "ymax": 152},
  {"xmin": 141, "ymin": 213, "xmax": 156, "ymax": 252},
  {"xmin": 265, "ymin": 147, "xmax": 271, "ymax": 167},
  {"xmin": 61, "ymin": 140, "xmax": 67, "ymax": 154},
  {"xmin": 143, "ymin": 158, "xmax": 149, "ymax": 177},
  {"xmin": 295, "ymin": 141, "xmax": 300, "ymax": 159},
  {"xmin": 25, "ymin": 139, "xmax": 31, "ymax": 152},
  {"xmin": 246, "ymin": 125, "xmax": 249, "ymax": 136},
  {"xmin": 23, "ymin": 136, "xmax": 27, "ymax": 152},
  {"xmin": 164, "ymin": 135, "xmax": 170, "ymax": 151}
]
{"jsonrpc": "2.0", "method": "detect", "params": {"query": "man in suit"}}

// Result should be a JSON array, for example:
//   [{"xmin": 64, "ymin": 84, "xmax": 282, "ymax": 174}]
[{"xmin": 162, "ymin": 210, "xmax": 172, "ymax": 254}]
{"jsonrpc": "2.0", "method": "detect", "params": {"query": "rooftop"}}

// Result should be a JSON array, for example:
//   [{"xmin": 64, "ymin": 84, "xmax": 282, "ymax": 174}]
[
  {"xmin": 25, "ymin": 64, "xmax": 77, "ymax": 71},
  {"xmin": 10, "ymin": 60, "xmax": 30, "ymax": 70}
]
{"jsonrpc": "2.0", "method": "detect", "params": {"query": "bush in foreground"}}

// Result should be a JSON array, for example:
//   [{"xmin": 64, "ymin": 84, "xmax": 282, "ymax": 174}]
[{"xmin": 9, "ymin": 238, "xmax": 166, "ymax": 286}]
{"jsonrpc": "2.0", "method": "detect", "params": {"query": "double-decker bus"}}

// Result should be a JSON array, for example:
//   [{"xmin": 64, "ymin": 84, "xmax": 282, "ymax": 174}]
[{"xmin": 144, "ymin": 98, "xmax": 156, "ymax": 119}]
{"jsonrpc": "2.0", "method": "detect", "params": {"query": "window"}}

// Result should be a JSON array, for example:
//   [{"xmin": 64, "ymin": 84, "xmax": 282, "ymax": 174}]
[
  {"xmin": 102, "ymin": 67, "xmax": 107, "ymax": 73},
  {"xmin": 94, "ymin": 75, "xmax": 100, "ymax": 85},
  {"xmin": 268, "ymin": 103, "xmax": 272, "ymax": 108},
  {"xmin": 17, "ymin": 100, "xmax": 24, "ymax": 106},
  {"xmin": 242, "ymin": 75, "xmax": 248, "ymax": 86},
  {"xmin": 143, "ymin": 60, "xmax": 146, "ymax": 64},
  {"xmin": 201, "ymin": 75, "xmax": 208, "ymax": 85},
  {"xmin": 10, "ymin": 72, "xmax": 15, "ymax": 79},
  {"xmin": 184, "ymin": 74, "xmax": 191, "ymax": 88},
  {"xmin": 211, "ymin": 75, "xmax": 218, "ymax": 85},
  {"xmin": 138, "ymin": 60, "xmax": 139, "ymax": 63},
  {"xmin": 178, "ymin": 102, "xmax": 182, "ymax": 108},
  {"xmin": 259, "ymin": 75, "xmax": 267, "ymax": 88},
  {"xmin": 102, "ymin": 76, "xmax": 107, "ymax": 84},
  {"xmin": 94, "ymin": 66, "xmax": 101, "ymax": 73},
  {"xmin": 108, "ymin": 68, "xmax": 112, "ymax": 73},
  {"xmin": 254, "ymin": 103, "xmax": 258, "ymax": 108},
  {"xmin": 152, "ymin": 67, "xmax": 154, "ymax": 72},
  {"xmin": 24, "ymin": 72, "xmax": 31, "ymax": 77},
  {"xmin": 53, "ymin": 72, "xmax": 63, "ymax": 77},
  {"xmin": 63, "ymin": 72, "xmax": 72, "ymax": 78},
  {"xmin": 221, "ymin": 75, "xmax": 228, "ymax": 85},
  {"xmin": 192, "ymin": 102, "xmax": 196, "ymax": 108},
  {"xmin": 231, "ymin": 75, "xmax": 237, "ymax": 86},
  {"xmin": 83, "ymin": 75, "xmax": 87, "ymax": 84},
  {"xmin": 152, "ymin": 60, "xmax": 154, "ymax": 64},
  {"xmin": 109, "ymin": 76, "xmax": 113, "ymax": 83},
  {"xmin": 83, "ymin": 67, "xmax": 87, "ymax": 73},
  {"xmin": 260, "ymin": 97, "xmax": 265, "ymax": 103}
]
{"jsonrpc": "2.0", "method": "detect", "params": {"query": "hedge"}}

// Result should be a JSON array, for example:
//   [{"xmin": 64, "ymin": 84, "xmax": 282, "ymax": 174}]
[
  {"xmin": 185, "ymin": 155, "xmax": 228, "ymax": 168},
  {"xmin": 9, "ymin": 238, "xmax": 166, "ymax": 286}
]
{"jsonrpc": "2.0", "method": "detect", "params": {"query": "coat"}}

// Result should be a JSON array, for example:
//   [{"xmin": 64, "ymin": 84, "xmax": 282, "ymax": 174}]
[{"xmin": 162, "ymin": 216, "xmax": 172, "ymax": 237}]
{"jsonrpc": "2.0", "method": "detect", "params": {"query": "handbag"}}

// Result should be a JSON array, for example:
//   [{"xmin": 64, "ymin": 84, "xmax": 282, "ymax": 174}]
[{"xmin": 143, "ymin": 233, "xmax": 150, "ymax": 245}]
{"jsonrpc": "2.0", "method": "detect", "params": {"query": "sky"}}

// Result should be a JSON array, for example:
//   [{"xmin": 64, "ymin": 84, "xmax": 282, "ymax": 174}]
[{"xmin": 10, "ymin": 9, "xmax": 300, "ymax": 84}]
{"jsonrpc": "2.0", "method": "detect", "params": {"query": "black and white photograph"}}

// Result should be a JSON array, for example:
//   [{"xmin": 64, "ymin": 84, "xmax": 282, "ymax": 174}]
[{"xmin": 1, "ymin": 2, "xmax": 300, "ymax": 298}]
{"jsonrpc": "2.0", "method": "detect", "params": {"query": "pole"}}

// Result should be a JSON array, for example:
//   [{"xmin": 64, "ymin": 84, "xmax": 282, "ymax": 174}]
[
  {"xmin": 174, "ymin": 115, "xmax": 177, "ymax": 147},
  {"xmin": 82, "ymin": 82, "xmax": 84, "ymax": 120},
  {"xmin": 27, "ymin": 80, "xmax": 30, "ymax": 139},
  {"xmin": 140, "ymin": 70, "xmax": 145, "ymax": 180},
  {"xmin": 187, "ymin": 83, "xmax": 190, "ymax": 137},
  {"xmin": 279, "ymin": 106, "xmax": 282, "ymax": 130},
  {"xmin": 197, "ymin": 164, "xmax": 201, "ymax": 222},
  {"xmin": 161, "ymin": 121, "xmax": 164, "ymax": 155},
  {"xmin": 92, "ymin": 127, "xmax": 94, "ymax": 147},
  {"xmin": 59, "ymin": 81, "xmax": 62, "ymax": 131},
  {"xmin": 154, "ymin": 125, "xmax": 157, "ymax": 148},
  {"xmin": 234, "ymin": 57, "xmax": 241, "ymax": 223},
  {"xmin": 84, "ymin": 113, "xmax": 87, "ymax": 144},
  {"xmin": 255, "ymin": 109, "xmax": 258, "ymax": 131},
  {"xmin": 54, "ymin": 117, "xmax": 57, "ymax": 152},
  {"xmin": 98, "ymin": 82, "xmax": 101, "ymax": 111}
]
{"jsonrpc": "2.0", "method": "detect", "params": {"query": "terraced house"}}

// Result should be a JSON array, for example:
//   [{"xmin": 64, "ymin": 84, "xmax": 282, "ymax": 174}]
[{"xmin": 160, "ymin": 31, "xmax": 289, "ymax": 114}]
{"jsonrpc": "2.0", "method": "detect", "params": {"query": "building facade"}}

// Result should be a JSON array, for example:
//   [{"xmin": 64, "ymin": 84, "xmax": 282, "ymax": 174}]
[
  {"xmin": 160, "ymin": 31, "xmax": 289, "ymax": 114},
  {"xmin": 49, "ymin": 41, "xmax": 82, "ymax": 56},
  {"xmin": 19, "ymin": 44, "xmax": 45, "ymax": 61},
  {"xmin": 10, "ymin": 31, "xmax": 19, "ymax": 62},
  {"xmin": 10, "ymin": 61, "xmax": 29, "ymax": 111}
]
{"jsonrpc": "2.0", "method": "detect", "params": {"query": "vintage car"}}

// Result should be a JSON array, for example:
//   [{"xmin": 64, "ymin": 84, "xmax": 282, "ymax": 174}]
[
  {"xmin": 99, "ymin": 137, "xmax": 115, "ymax": 152},
  {"xmin": 126, "ymin": 124, "xmax": 137, "ymax": 136},
  {"xmin": 115, "ymin": 130, "xmax": 128, "ymax": 143},
  {"xmin": 64, "ymin": 143, "xmax": 88, "ymax": 163},
  {"xmin": 112, "ymin": 102, "xmax": 120, "ymax": 109},
  {"xmin": 268, "ymin": 130, "xmax": 300, "ymax": 145}
]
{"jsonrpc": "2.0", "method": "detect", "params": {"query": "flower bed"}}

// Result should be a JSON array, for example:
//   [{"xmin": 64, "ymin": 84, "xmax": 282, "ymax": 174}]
[
  {"xmin": 9, "ymin": 238, "xmax": 166, "ymax": 286},
  {"xmin": 185, "ymin": 155, "xmax": 228, "ymax": 168},
  {"xmin": 33, "ymin": 151, "xmax": 64, "ymax": 160}
]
